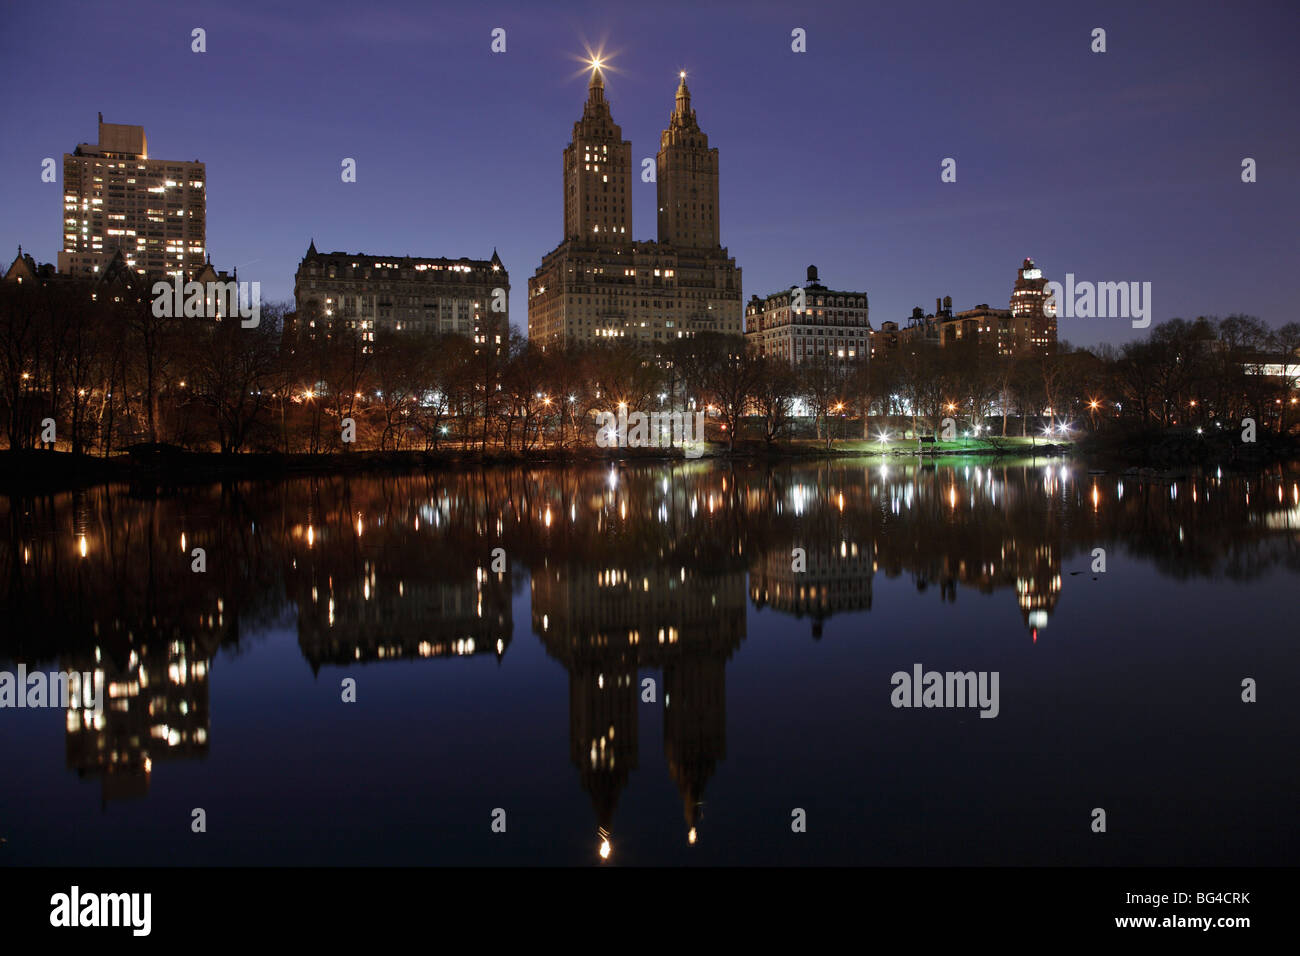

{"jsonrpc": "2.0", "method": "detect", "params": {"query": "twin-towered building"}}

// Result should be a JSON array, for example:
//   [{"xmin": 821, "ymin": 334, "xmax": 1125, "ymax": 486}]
[{"xmin": 527, "ymin": 67, "xmax": 744, "ymax": 349}]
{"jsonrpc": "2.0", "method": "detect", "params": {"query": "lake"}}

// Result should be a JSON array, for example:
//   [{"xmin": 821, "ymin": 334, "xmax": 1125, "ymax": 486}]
[{"xmin": 1, "ymin": 457, "xmax": 1296, "ymax": 866}]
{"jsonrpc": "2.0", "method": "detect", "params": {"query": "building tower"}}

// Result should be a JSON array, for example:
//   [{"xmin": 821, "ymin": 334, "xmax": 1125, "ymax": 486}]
[
  {"xmin": 1009, "ymin": 257, "xmax": 1057, "ymax": 355},
  {"xmin": 563, "ymin": 65, "xmax": 633, "ymax": 242},
  {"xmin": 656, "ymin": 73, "xmax": 720, "ymax": 249}
]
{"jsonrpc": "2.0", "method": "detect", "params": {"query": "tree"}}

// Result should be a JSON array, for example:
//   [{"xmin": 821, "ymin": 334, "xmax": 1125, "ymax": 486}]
[
  {"xmin": 370, "ymin": 328, "xmax": 428, "ymax": 450},
  {"xmin": 498, "ymin": 329, "xmax": 548, "ymax": 452},
  {"xmin": 752, "ymin": 356, "xmax": 798, "ymax": 445},
  {"xmin": 691, "ymin": 333, "xmax": 761, "ymax": 453},
  {"xmin": 187, "ymin": 304, "xmax": 284, "ymax": 452},
  {"xmin": 801, "ymin": 353, "xmax": 848, "ymax": 449}
]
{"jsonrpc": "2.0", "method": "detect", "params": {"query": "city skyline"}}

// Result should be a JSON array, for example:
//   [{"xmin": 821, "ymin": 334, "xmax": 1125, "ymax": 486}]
[{"xmin": 2, "ymin": 0, "xmax": 1297, "ymax": 350}]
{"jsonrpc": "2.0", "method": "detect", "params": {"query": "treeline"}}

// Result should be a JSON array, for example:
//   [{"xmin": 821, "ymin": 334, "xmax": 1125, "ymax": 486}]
[
  {"xmin": 1, "ymin": 273, "xmax": 1296, "ymax": 456},
  {"xmin": 863, "ymin": 315, "xmax": 1300, "ymax": 442}
]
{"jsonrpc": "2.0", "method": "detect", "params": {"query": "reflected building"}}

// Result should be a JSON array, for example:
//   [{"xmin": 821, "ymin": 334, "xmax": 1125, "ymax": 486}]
[
  {"xmin": 1010, "ymin": 540, "xmax": 1063, "ymax": 635},
  {"xmin": 749, "ymin": 542, "xmax": 874, "ymax": 638},
  {"xmin": 5, "ymin": 462, "xmax": 1298, "ymax": 823},
  {"xmin": 284, "ymin": 521, "xmax": 513, "ymax": 670},
  {"xmin": 747, "ymin": 464, "xmax": 1065, "ymax": 637},
  {"xmin": 63, "ymin": 637, "xmax": 214, "ymax": 804},
  {"xmin": 291, "ymin": 563, "xmax": 513, "ymax": 669},
  {"xmin": 532, "ymin": 561, "xmax": 745, "ymax": 852}
]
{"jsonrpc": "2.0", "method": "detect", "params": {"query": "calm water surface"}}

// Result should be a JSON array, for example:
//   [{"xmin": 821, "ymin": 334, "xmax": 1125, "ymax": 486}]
[{"xmin": 1, "ymin": 458, "xmax": 1296, "ymax": 865}]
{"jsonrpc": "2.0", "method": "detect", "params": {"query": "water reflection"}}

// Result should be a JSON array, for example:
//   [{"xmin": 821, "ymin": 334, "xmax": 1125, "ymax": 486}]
[{"xmin": 2, "ymin": 460, "xmax": 1297, "ymax": 846}]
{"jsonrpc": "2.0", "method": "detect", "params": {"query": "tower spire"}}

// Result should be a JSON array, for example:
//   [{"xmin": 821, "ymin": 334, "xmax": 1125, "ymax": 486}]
[
  {"xmin": 668, "ymin": 71, "xmax": 699, "ymax": 132},
  {"xmin": 565, "ymin": 56, "xmax": 630, "ymax": 242}
]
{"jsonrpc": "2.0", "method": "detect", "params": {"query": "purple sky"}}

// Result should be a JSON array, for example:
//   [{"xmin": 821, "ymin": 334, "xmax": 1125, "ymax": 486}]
[{"xmin": 2, "ymin": 0, "xmax": 1296, "ymax": 349}]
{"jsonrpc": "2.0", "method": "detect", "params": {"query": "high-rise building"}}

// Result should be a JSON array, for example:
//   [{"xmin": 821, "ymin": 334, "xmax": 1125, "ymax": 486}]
[
  {"xmin": 58, "ymin": 115, "xmax": 206, "ymax": 279},
  {"xmin": 1010, "ymin": 257, "xmax": 1057, "ymax": 355},
  {"xmin": 292, "ymin": 241, "xmax": 507, "ymax": 347},
  {"xmin": 528, "ymin": 68, "xmax": 743, "ymax": 350},
  {"xmin": 745, "ymin": 265, "xmax": 870, "ymax": 366}
]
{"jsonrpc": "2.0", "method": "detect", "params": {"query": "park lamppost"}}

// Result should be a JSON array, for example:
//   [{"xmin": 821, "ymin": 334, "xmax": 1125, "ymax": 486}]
[
  {"xmin": 833, "ymin": 401, "xmax": 845, "ymax": 441},
  {"xmin": 1088, "ymin": 398, "xmax": 1100, "ymax": 431}
]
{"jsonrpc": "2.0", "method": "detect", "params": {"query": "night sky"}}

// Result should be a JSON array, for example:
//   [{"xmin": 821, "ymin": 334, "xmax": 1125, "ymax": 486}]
[{"xmin": 1, "ymin": 0, "xmax": 1296, "ymax": 349}]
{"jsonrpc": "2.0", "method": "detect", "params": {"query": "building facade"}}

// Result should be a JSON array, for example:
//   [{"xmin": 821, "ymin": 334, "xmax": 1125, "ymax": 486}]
[
  {"xmin": 745, "ymin": 265, "xmax": 870, "ymax": 366},
  {"xmin": 871, "ymin": 304, "xmax": 940, "ymax": 361},
  {"xmin": 528, "ymin": 69, "xmax": 743, "ymax": 350},
  {"xmin": 59, "ymin": 115, "xmax": 206, "ymax": 279},
  {"xmin": 1009, "ymin": 257, "xmax": 1057, "ymax": 355},
  {"xmin": 942, "ymin": 304, "xmax": 1015, "ymax": 355},
  {"xmin": 292, "ymin": 242, "xmax": 508, "ymax": 346}
]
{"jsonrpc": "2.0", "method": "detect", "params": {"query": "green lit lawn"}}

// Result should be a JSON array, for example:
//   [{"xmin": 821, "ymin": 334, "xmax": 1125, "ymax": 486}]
[{"xmin": 786, "ymin": 435, "xmax": 1076, "ymax": 454}]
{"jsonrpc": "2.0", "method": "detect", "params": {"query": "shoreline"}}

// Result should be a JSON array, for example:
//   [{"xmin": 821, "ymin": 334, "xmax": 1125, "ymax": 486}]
[{"xmin": 1, "ymin": 434, "xmax": 1296, "ymax": 494}]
